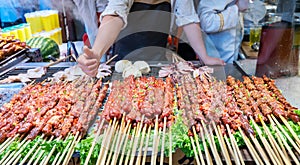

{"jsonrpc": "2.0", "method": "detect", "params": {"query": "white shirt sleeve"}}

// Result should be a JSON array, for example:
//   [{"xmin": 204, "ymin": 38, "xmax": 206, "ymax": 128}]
[
  {"xmin": 100, "ymin": 0, "xmax": 134, "ymax": 28},
  {"xmin": 96, "ymin": 0, "xmax": 109, "ymax": 13},
  {"xmin": 174, "ymin": 0, "xmax": 200, "ymax": 27},
  {"xmin": 198, "ymin": 0, "xmax": 239, "ymax": 33}
]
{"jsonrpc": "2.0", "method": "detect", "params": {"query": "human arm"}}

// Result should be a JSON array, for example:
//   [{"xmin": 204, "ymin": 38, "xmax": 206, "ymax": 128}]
[
  {"xmin": 174, "ymin": 0, "xmax": 225, "ymax": 65},
  {"xmin": 77, "ymin": 0, "xmax": 133, "ymax": 77}
]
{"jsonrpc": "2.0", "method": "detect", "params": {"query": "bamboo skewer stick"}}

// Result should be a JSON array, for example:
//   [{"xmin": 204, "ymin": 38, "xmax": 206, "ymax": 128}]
[
  {"xmin": 260, "ymin": 116, "xmax": 289, "ymax": 165},
  {"xmin": 96, "ymin": 119, "xmax": 114, "ymax": 165},
  {"xmin": 248, "ymin": 134, "xmax": 271, "ymax": 165},
  {"xmin": 237, "ymin": 127, "xmax": 263, "ymax": 165},
  {"xmin": 106, "ymin": 125, "xmax": 120, "ymax": 165},
  {"xmin": 267, "ymin": 116, "xmax": 288, "ymax": 159},
  {"xmin": 271, "ymin": 115, "xmax": 300, "ymax": 155},
  {"xmin": 168, "ymin": 126, "xmax": 172, "ymax": 165},
  {"xmin": 109, "ymin": 115, "xmax": 126, "ymax": 165},
  {"xmin": 29, "ymin": 136, "xmax": 54, "ymax": 165},
  {"xmin": 0, "ymin": 135, "xmax": 19, "ymax": 153},
  {"xmin": 129, "ymin": 116, "xmax": 145, "ymax": 165},
  {"xmin": 12, "ymin": 154, "xmax": 22, "ymax": 165},
  {"xmin": 159, "ymin": 117, "xmax": 167, "ymax": 165},
  {"xmin": 225, "ymin": 124, "xmax": 243, "ymax": 165},
  {"xmin": 136, "ymin": 125, "xmax": 147, "ymax": 165},
  {"xmin": 223, "ymin": 134, "xmax": 238, "ymax": 164},
  {"xmin": 118, "ymin": 123, "xmax": 132, "ymax": 165},
  {"xmin": 250, "ymin": 118, "xmax": 280, "ymax": 165},
  {"xmin": 269, "ymin": 116, "xmax": 300, "ymax": 165},
  {"xmin": 278, "ymin": 115, "xmax": 300, "ymax": 147},
  {"xmin": 63, "ymin": 133, "xmax": 82, "ymax": 165},
  {"xmin": 55, "ymin": 135, "xmax": 75, "ymax": 165},
  {"xmin": 151, "ymin": 116, "xmax": 159, "ymax": 165},
  {"xmin": 0, "ymin": 138, "xmax": 12, "ymax": 150},
  {"xmin": 39, "ymin": 135, "xmax": 63, "ymax": 165},
  {"xmin": 10, "ymin": 138, "xmax": 37, "ymax": 165},
  {"xmin": 51, "ymin": 152, "xmax": 62, "ymax": 165},
  {"xmin": 19, "ymin": 136, "xmax": 47, "ymax": 165},
  {"xmin": 215, "ymin": 125, "xmax": 231, "ymax": 165},
  {"xmin": 100, "ymin": 119, "xmax": 118, "ymax": 165},
  {"xmin": 200, "ymin": 126, "xmax": 212, "ymax": 165},
  {"xmin": 0, "ymin": 136, "xmax": 26, "ymax": 164},
  {"xmin": 124, "ymin": 127, "xmax": 137, "ymax": 165},
  {"xmin": 112, "ymin": 122, "xmax": 131, "ymax": 165},
  {"xmin": 142, "ymin": 126, "xmax": 152, "ymax": 165},
  {"xmin": 190, "ymin": 136, "xmax": 201, "ymax": 165},
  {"xmin": 202, "ymin": 122, "xmax": 222, "ymax": 165},
  {"xmin": 84, "ymin": 119, "xmax": 105, "ymax": 165},
  {"xmin": 207, "ymin": 124, "xmax": 222, "ymax": 165},
  {"xmin": 101, "ymin": 118, "xmax": 118, "ymax": 165},
  {"xmin": 192, "ymin": 127, "xmax": 205, "ymax": 165}
]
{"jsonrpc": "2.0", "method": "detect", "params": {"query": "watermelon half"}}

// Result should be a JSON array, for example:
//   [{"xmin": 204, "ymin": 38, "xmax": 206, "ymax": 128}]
[{"xmin": 27, "ymin": 37, "xmax": 60, "ymax": 62}]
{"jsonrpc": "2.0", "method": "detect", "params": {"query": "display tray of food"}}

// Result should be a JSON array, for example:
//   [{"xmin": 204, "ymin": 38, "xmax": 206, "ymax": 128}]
[{"xmin": 0, "ymin": 60, "xmax": 299, "ymax": 165}]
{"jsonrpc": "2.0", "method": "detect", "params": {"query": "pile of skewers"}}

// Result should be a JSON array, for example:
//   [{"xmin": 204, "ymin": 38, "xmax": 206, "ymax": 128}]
[
  {"xmin": 0, "ymin": 36, "xmax": 29, "ymax": 60},
  {"xmin": 186, "ymin": 74, "xmax": 300, "ymax": 165},
  {"xmin": 0, "ymin": 76, "xmax": 108, "ymax": 165},
  {"xmin": 78, "ymin": 75, "xmax": 176, "ymax": 165}
]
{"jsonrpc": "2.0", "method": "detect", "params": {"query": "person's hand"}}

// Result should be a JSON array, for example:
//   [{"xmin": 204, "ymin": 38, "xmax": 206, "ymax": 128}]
[
  {"xmin": 201, "ymin": 55, "xmax": 226, "ymax": 66},
  {"xmin": 77, "ymin": 46, "xmax": 101, "ymax": 77},
  {"xmin": 236, "ymin": 0, "xmax": 249, "ymax": 12}
]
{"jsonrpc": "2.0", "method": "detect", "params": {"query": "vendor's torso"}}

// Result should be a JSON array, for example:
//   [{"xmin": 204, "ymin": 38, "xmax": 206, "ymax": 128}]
[{"xmin": 114, "ymin": 0, "xmax": 171, "ymax": 61}]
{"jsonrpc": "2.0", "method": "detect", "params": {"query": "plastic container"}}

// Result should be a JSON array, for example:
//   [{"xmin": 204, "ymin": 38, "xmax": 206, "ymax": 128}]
[
  {"xmin": 23, "ymin": 23, "xmax": 32, "ymax": 40},
  {"xmin": 16, "ymin": 25, "xmax": 26, "ymax": 42}
]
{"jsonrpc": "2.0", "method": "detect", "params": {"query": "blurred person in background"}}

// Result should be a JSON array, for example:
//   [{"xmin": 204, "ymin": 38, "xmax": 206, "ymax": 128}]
[
  {"xmin": 197, "ymin": 0, "xmax": 249, "ymax": 63},
  {"xmin": 77, "ymin": 0, "xmax": 225, "ymax": 77}
]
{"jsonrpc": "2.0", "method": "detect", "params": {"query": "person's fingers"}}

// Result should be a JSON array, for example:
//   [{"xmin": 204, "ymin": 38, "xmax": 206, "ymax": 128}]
[{"xmin": 83, "ymin": 46, "xmax": 94, "ymax": 57}]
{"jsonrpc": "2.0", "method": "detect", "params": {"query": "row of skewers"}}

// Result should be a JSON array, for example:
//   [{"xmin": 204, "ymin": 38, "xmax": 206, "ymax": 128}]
[
  {"xmin": 0, "ymin": 76, "xmax": 109, "ymax": 165},
  {"xmin": 186, "ymin": 74, "xmax": 300, "ymax": 165},
  {"xmin": 0, "ymin": 36, "xmax": 29, "ymax": 60},
  {"xmin": 78, "ymin": 62, "xmax": 300, "ymax": 165}
]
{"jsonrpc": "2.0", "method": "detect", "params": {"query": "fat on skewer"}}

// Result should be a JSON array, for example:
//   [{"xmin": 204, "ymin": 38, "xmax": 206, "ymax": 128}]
[
  {"xmin": 226, "ymin": 124, "xmax": 243, "ymax": 165},
  {"xmin": 269, "ymin": 116, "xmax": 300, "ymax": 165},
  {"xmin": 250, "ymin": 117, "xmax": 281, "ymax": 165},
  {"xmin": 159, "ymin": 117, "xmax": 167, "ymax": 165},
  {"xmin": 136, "ymin": 124, "xmax": 147, "ymax": 165},
  {"xmin": 200, "ymin": 126, "xmax": 212, "ymax": 164},
  {"xmin": 192, "ymin": 127, "xmax": 205, "ymax": 165},
  {"xmin": 84, "ymin": 119, "xmax": 105, "ymax": 165},
  {"xmin": 237, "ymin": 127, "xmax": 263, "ymax": 165},
  {"xmin": 129, "ymin": 116, "xmax": 145, "ymax": 165},
  {"xmin": 271, "ymin": 115, "xmax": 300, "ymax": 155},
  {"xmin": 278, "ymin": 115, "xmax": 300, "ymax": 148},
  {"xmin": 142, "ymin": 126, "xmax": 152, "ymax": 165},
  {"xmin": 259, "ymin": 116, "xmax": 289, "ymax": 164}
]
